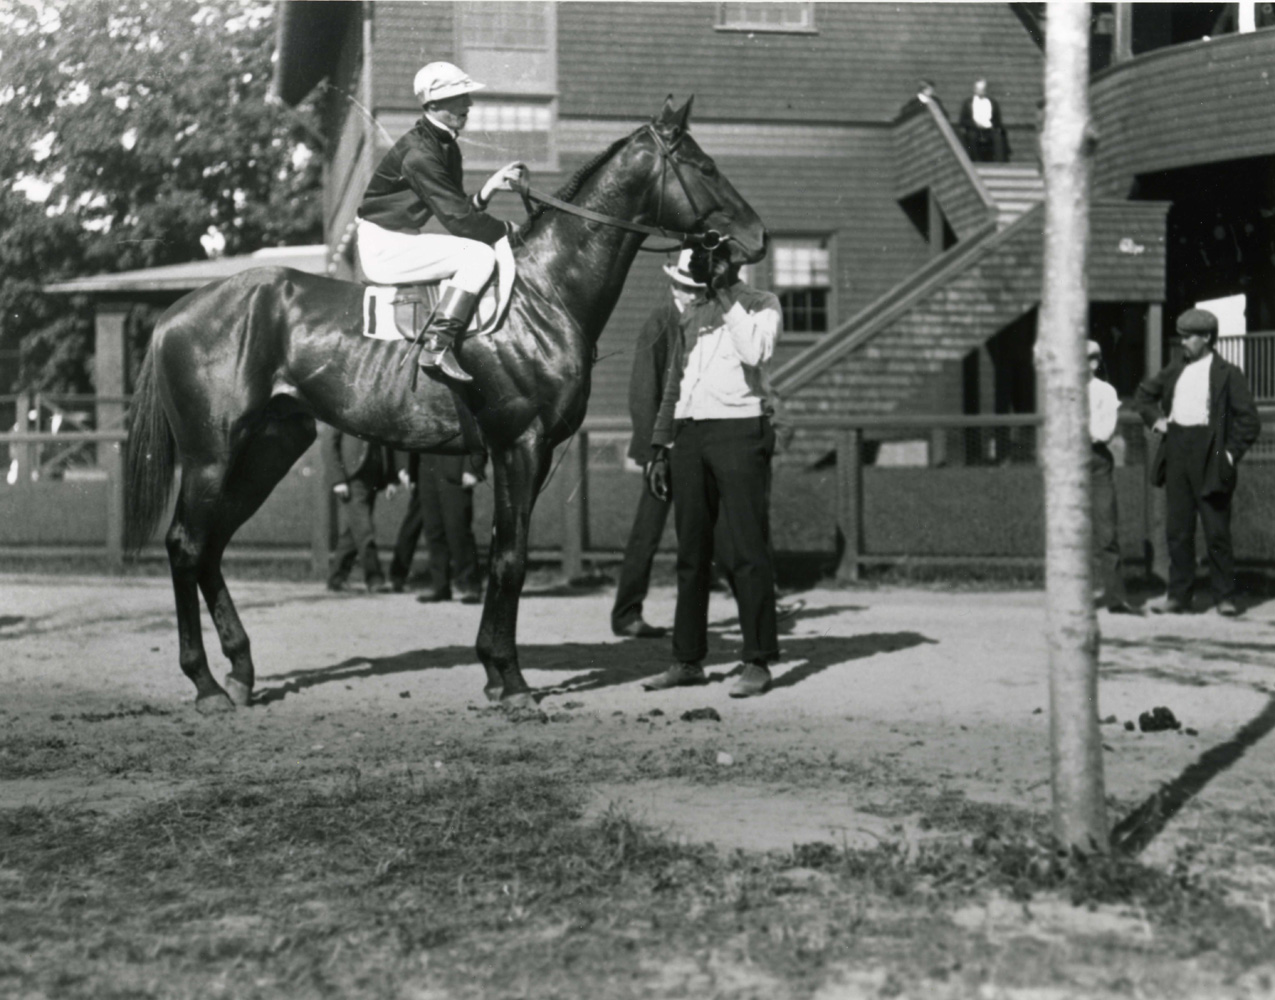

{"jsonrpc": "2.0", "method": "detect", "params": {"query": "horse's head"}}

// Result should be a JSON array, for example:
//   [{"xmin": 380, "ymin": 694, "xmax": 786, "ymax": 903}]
[{"xmin": 645, "ymin": 96, "xmax": 768, "ymax": 266}]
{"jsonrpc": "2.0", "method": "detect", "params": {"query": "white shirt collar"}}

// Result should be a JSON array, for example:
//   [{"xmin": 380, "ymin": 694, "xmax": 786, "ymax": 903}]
[{"xmin": 425, "ymin": 113, "xmax": 457, "ymax": 139}]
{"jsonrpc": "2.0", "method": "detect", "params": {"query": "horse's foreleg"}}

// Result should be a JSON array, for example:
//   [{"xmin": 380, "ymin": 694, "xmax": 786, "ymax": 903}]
[
  {"xmin": 199, "ymin": 416, "xmax": 316, "ymax": 706},
  {"xmin": 476, "ymin": 438, "xmax": 548, "ymax": 709}
]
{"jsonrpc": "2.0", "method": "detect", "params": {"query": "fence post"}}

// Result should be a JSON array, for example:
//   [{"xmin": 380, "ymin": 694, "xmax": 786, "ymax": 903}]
[
  {"xmin": 310, "ymin": 441, "xmax": 331, "ymax": 581},
  {"xmin": 15, "ymin": 392, "xmax": 33, "ymax": 482},
  {"xmin": 561, "ymin": 431, "xmax": 588, "ymax": 581},
  {"xmin": 835, "ymin": 427, "xmax": 863, "ymax": 583},
  {"xmin": 104, "ymin": 437, "xmax": 126, "ymax": 571}
]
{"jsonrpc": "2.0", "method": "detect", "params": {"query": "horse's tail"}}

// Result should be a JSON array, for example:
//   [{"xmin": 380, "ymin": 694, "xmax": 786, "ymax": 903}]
[{"xmin": 124, "ymin": 347, "xmax": 176, "ymax": 554}]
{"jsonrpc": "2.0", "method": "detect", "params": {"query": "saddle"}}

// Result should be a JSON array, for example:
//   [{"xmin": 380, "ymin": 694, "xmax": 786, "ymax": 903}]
[{"xmin": 361, "ymin": 236, "xmax": 516, "ymax": 342}]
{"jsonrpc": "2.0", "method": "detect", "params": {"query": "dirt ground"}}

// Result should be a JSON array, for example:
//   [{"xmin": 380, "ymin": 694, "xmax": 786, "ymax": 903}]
[{"xmin": 3, "ymin": 571, "xmax": 1275, "ymax": 996}]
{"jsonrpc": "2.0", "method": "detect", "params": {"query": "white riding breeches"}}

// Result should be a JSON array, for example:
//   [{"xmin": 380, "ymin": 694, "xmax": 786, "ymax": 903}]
[{"xmin": 356, "ymin": 218, "xmax": 497, "ymax": 294}]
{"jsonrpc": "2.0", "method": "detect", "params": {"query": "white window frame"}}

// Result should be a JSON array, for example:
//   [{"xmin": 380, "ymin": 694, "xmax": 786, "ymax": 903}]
[
  {"xmin": 768, "ymin": 234, "xmax": 835, "ymax": 341},
  {"xmin": 715, "ymin": 2, "xmax": 816, "ymax": 34}
]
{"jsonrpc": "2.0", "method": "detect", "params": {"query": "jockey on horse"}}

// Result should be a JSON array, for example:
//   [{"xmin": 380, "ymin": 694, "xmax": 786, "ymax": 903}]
[{"xmin": 355, "ymin": 61, "xmax": 526, "ymax": 383}]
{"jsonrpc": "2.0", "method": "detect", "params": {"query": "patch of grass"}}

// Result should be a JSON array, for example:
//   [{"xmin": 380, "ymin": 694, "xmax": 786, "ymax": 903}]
[{"xmin": 2, "ymin": 768, "xmax": 1271, "ymax": 1000}]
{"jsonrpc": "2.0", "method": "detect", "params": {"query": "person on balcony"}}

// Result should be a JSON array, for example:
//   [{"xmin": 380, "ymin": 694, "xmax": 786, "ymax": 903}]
[
  {"xmin": 355, "ymin": 61, "xmax": 526, "ymax": 383},
  {"xmin": 958, "ymin": 77, "xmax": 1009, "ymax": 163},
  {"xmin": 1135, "ymin": 308, "xmax": 1261, "ymax": 616}
]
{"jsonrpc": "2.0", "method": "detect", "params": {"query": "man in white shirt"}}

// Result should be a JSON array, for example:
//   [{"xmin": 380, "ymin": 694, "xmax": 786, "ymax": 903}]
[
  {"xmin": 1088, "ymin": 341, "xmax": 1136, "ymax": 614},
  {"xmin": 958, "ymin": 78, "xmax": 1008, "ymax": 163},
  {"xmin": 1135, "ymin": 308, "xmax": 1261, "ymax": 615},
  {"xmin": 642, "ymin": 249, "xmax": 782, "ymax": 697}
]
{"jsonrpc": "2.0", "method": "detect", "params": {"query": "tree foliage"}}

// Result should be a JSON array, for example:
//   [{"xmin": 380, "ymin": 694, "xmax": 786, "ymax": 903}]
[{"xmin": 0, "ymin": 0, "xmax": 324, "ymax": 393}]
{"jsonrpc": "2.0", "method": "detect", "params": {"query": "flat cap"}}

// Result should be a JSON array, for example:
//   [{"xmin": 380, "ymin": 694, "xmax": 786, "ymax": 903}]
[{"xmin": 1175, "ymin": 308, "xmax": 1218, "ymax": 337}]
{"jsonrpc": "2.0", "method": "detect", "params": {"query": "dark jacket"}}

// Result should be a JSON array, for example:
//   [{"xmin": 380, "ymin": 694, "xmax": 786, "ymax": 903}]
[
  {"xmin": 322, "ymin": 427, "xmax": 399, "ymax": 490},
  {"xmin": 1134, "ymin": 352, "xmax": 1261, "ymax": 496},
  {"xmin": 358, "ymin": 117, "xmax": 506, "ymax": 245},
  {"xmin": 626, "ymin": 296, "xmax": 680, "ymax": 465}
]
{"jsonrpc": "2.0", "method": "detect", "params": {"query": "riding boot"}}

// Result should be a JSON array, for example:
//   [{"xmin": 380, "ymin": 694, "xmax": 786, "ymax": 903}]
[{"xmin": 418, "ymin": 286, "xmax": 477, "ymax": 383}]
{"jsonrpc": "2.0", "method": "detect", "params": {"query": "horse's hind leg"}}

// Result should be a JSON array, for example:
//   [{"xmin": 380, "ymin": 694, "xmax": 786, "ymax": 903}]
[
  {"xmin": 198, "ymin": 416, "xmax": 316, "ymax": 706},
  {"xmin": 168, "ymin": 464, "xmax": 238, "ymax": 714},
  {"xmin": 168, "ymin": 415, "xmax": 314, "ymax": 713}
]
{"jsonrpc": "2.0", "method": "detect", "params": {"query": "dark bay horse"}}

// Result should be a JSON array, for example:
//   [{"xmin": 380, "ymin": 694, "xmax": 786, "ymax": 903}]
[{"xmin": 125, "ymin": 97, "xmax": 767, "ymax": 714}]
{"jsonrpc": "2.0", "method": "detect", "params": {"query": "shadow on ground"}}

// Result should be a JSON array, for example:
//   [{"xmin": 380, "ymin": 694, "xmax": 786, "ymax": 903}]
[
  {"xmin": 255, "ymin": 630, "xmax": 936, "ymax": 706},
  {"xmin": 1113, "ymin": 692, "xmax": 1275, "ymax": 854}
]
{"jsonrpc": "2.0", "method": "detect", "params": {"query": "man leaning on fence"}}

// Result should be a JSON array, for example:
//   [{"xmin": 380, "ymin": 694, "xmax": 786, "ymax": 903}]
[{"xmin": 1135, "ymin": 308, "xmax": 1260, "ymax": 616}]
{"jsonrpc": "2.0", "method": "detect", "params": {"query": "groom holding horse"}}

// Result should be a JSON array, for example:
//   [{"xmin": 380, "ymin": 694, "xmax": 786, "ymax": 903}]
[{"xmin": 356, "ymin": 61, "xmax": 525, "ymax": 382}]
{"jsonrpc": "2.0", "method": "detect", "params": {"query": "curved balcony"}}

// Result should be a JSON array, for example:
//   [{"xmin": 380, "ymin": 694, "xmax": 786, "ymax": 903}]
[{"xmin": 1090, "ymin": 29, "xmax": 1275, "ymax": 198}]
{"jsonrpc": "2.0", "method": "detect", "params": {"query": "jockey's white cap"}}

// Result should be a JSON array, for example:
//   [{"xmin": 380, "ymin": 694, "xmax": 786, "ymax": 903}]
[
  {"xmin": 662, "ymin": 248, "xmax": 706, "ymax": 288},
  {"xmin": 414, "ymin": 62, "xmax": 486, "ymax": 104}
]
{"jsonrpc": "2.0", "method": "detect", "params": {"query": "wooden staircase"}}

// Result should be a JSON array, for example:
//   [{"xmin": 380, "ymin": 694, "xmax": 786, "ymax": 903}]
[{"xmin": 976, "ymin": 163, "xmax": 1044, "ymax": 229}]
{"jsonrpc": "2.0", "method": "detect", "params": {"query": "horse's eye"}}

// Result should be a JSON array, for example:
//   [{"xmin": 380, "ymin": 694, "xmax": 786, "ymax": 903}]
[{"xmin": 702, "ymin": 162, "xmax": 718, "ymax": 177}]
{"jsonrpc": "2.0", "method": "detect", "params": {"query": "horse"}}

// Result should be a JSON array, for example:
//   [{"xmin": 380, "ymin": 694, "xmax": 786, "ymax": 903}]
[{"xmin": 124, "ymin": 96, "xmax": 768, "ymax": 714}]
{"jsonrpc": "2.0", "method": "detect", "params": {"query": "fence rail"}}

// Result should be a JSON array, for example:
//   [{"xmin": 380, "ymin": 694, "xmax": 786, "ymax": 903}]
[
  {"xmin": 6, "ymin": 408, "xmax": 1275, "ymax": 582},
  {"xmin": 1217, "ymin": 331, "xmax": 1275, "ymax": 402}
]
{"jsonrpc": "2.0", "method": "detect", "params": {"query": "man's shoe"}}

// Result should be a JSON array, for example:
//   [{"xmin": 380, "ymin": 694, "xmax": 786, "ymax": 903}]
[
  {"xmin": 416, "ymin": 589, "xmax": 453, "ymax": 604},
  {"xmin": 729, "ymin": 661, "xmax": 773, "ymax": 698},
  {"xmin": 642, "ymin": 662, "xmax": 706, "ymax": 691},
  {"xmin": 1151, "ymin": 597, "xmax": 1191, "ymax": 615},
  {"xmin": 613, "ymin": 617, "xmax": 668, "ymax": 639},
  {"xmin": 368, "ymin": 579, "xmax": 392, "ymax": 594},
  {"xmin": 775, "ymin": 599, "xmax": 804, "ymax": 623},
  {"xmin": 389, "ymin": 579, "xmax": 407, "ymax": 594},
  {"xmin": 458, "ymin": 589, "xmax": 483, "ymax": 605},
  {"xmin": 1216, "ymin": 598, "xmax": 1242, "ymax": 617},
  {"xmin": 326, "ymin": 579, "xmax": 347, "ymax": 593},
  {"xmin": 1106, "ymin": 601, "xmax": 1144, "ymax": 616}
]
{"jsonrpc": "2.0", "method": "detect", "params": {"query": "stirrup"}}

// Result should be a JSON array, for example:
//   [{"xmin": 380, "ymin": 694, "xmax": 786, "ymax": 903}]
[{"xmin": 419, "ymin": 344, "xmax": 472, "ymax": 383}]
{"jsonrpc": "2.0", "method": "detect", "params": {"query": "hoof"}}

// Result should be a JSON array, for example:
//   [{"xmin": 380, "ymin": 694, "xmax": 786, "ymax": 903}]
[
  {"xmin": 224, "ymin": 676, "xmax": 253, "ymax": 708},
  {"xmin": 500, "ymin": 691, "xmax": 537, "ymax": 712},
  {"xmin": 483, "ymin": 684, "xmax": 504, "ymax": 704},
  {"xmin": 195, "ymin": 691, "xmax": 236, "ymax": 716}
]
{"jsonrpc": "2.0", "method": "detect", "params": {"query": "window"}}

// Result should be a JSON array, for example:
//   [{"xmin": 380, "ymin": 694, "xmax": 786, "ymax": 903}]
[
  {"xmin": 460, "ymin": 2, "xmax": 549, "ymax": 50},
  {"xmin": 465, "ymin": 99, "xmax": 554, "ymax": 168},
  {"xmin": 773, "ymin": 237, "xmax": 831, "ymax": 334},
  {"xmin": 456, "ymin": 1, "xmax": 556, "ymax": 94},
  {"xmin": 455, "ymin": 2, "xmax": 557, "ymax": 168},
  {"xmin": 717, "ymin": 2, "xmax": 814, "ymax": 32}
]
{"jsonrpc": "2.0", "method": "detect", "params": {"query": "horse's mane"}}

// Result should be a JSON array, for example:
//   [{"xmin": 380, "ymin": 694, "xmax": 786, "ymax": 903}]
[{"xmin": 512, "ymin": 129, "xmax": 638, "ymax": 244}]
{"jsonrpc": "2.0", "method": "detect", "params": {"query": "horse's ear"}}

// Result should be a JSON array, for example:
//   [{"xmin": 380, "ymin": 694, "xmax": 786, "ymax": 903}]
[
  {"xmin": 674, "ymin": 95, "xmax": 694, "ymax": 132},
  {"xmin": 654, "ymin": 94, "xmax": 677, "ymax": 125}
]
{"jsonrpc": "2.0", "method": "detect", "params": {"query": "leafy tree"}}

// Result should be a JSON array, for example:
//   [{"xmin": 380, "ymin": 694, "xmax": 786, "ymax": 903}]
[{"xmin": 0, "ymin": 0, "xmax": 323, "ymax": 394}]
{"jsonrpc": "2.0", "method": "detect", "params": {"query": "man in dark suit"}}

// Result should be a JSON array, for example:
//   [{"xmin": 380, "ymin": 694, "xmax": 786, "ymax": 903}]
[
  {"xmin": 389, "ymin": 450, "xmax": 485, "ymax": 602},
  {"xmin": 610, "ymin": 250, "xmax": 708, "ymax": 638},
  {"xmin": 958, "ymin": 77, "xmax": 1009, "ymax": 163},
  {"xmin": 1134, "ymin": 308, "xmax": 1261, "ymax": 615},
  {"xmin": 323, "ymin": 426, "xmax": 404, "ymax": 593}
]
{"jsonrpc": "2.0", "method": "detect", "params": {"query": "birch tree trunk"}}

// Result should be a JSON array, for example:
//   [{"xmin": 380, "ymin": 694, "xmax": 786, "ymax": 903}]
[{"xmin": 1037, "ymin": 0, "xmax": 1109, "ymax": 854}]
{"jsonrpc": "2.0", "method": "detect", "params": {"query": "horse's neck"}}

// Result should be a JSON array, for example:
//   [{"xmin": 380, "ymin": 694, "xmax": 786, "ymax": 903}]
[{"xmin": 518, "ymin": 160, "xmax": 654, "ymax": 343}]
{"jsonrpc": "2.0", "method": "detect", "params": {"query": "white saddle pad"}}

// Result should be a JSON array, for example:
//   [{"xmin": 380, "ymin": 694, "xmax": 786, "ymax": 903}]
[{"xmin": 362, "ymin": 236, "xmax": 515, "ymax": 342}]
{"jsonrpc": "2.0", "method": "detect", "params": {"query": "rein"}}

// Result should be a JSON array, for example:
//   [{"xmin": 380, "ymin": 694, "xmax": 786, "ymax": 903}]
[{"xmin": 510, "ymin": 125, "xmax": 724, "ymax": 252}]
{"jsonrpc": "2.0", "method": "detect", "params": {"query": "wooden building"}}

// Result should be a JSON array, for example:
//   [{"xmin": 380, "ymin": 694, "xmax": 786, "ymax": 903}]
[
  {"xmin": 274, "ymin": 1, "xmax": 1275, "ymax": 465},
  {"xmin": 273, "ymin": 0, "xmax": 1045, "ymax": 427}
]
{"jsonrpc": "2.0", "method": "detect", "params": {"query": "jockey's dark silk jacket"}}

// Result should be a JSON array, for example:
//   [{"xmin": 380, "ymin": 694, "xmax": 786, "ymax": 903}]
[{"xmin": 358, "ymin": 116, "xmax": 506, "ymax": 245}]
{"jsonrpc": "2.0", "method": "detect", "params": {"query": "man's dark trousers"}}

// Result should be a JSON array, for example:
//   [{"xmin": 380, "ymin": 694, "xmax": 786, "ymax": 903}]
[
  {"xmin": 611, "ymin": 487, "xmax": 672, "ymax": 631},
  {"xmin": 1091, "ymin": 443, "xmax": 1128, "ymax": 606},
  {"xmin": 329, "ymin": 479, "xmax": 385, "ymax": 587},
  {"xmin": 1165, "ymin": 424, "xmax": 1235, "ymax": 605},
  {"xmin": 414, "ymin": 453, "xmax": 479, "ymax": 597},
  {"xmin": 670, "ymin": 417, "xmax": 778, "ymax": 664}
]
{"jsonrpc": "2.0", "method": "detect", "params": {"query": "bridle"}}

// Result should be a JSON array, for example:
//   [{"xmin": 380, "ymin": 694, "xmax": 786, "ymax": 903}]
[{"xmin": 509, "ymin": 124, "xmax": 726, "ymax": 252}]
